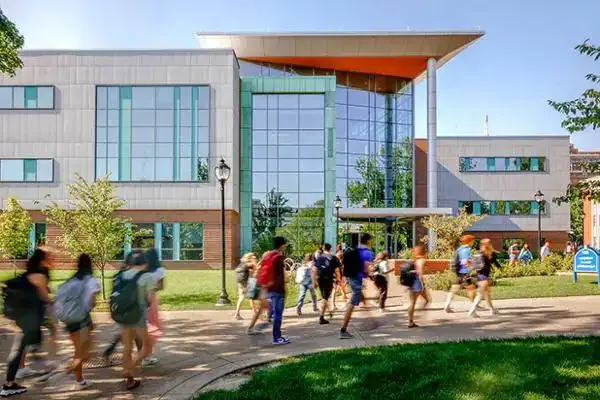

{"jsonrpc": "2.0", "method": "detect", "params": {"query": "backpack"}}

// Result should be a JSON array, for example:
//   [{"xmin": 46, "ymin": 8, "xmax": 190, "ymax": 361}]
[
  {"xmin": 342, "ymin": 247, "xmax": 362, "ymax": 278},
  {"xmin": 399, "ymin": 260, "xmax": 416, "ymax": 287},
  {"xmin": 235, "ymin": 263, "xmax": 250, "ymax": 285},
  {"xmin": 471, "ymin": 251, "xmax": 485, "ymax": 272},
  {"xmin": 257, "ymin": 251, "xmax": 278, "ymax": 286},
  {"xmin": 295, "ymin": 264, "xmax": 308, "ymax": 284},
  {"xmin": 1, "ymin": 274, "xmax": 37, "ymax": 321},
  {"xmin": 110, "ymin": 271, "xmax": 144, "ymax": 325},
  {"xmin": 449, "ymin": 252, "xmax": 460, "ymax": 273},
  {"xmin": 54, "ymin": 277, "xmax": 88, "ymax": 325},
  {"xmin": 315, "ymin": 254, "xmax": 337, "ymax": 279}
]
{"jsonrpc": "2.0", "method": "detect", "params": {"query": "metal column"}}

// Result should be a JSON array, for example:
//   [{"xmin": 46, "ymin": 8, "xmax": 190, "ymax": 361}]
[{"xmin": 427, "ymin": 58, "xmax": 438, "ymax": 253}]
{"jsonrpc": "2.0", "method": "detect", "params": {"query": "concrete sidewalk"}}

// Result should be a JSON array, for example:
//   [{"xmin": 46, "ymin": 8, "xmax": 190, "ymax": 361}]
[{"xmin": 1, "ymin": 288, "xmax": 599, "ymax": 400}]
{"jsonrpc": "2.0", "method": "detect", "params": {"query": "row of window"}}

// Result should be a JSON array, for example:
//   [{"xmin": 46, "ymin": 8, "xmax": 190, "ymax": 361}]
[
  {"xmin": 459, "ymin": 157, "xmax": 546, "ymax": 172},
  {"xmin": 460, "ymin": 200, "xmax": 546, "ymax": 216},
  {"xmin": 130, "ymin": 223, "xmax": 204, "ymax": 261},
  {"xmin": 0, "ymin": 86, "xmax": 54, "ymax": 109},
  {"xmin": 0, "ymin": 159, "xmax": 53, "ymax": 182}
]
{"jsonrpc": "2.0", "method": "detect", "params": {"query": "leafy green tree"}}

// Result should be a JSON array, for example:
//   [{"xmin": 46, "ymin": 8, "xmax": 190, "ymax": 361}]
[
  {"xmin": 43, "ymin": 174, "xmax": 138, "ymax": 299},
  {"xmin": 570, "ymin": 195, "xmax": 584, "ymax": 244},
  {"xmin": 0, "ymin": 197, "xmax": 32, "ymax": 275},
  {"xmin": 420, "ymin": 208, "xmax": 485, "ymax": 259},
  {"xmin": 252, "ymin": 189, "xmax": 293, "ymax": 238},
  {"xmin": 276, "ymin": 201, "xmax": 324, "ymax": 258},
  {"xmin": 550, "ymin": 40, "xmax": 600, "ymax": 203},
  {"xmin": 0, "ymin": 8, "xmax": 24, "ymax": 77}
]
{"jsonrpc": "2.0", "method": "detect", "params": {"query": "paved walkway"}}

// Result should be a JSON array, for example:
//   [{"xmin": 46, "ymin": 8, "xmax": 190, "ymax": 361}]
[{"xmin": 1, "ymin": 285, "xmax": 600, "ymax": 400}]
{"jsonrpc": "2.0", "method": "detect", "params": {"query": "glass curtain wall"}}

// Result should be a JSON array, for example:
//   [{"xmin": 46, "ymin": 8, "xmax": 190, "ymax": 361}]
[{"xmin": 241, "ymin": 61, "xmax": 414, "ymax": 254}]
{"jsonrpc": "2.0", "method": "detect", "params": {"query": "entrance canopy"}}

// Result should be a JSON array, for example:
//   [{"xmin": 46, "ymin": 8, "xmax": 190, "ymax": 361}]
[{"xmin": 338, "ymin": 207, "xmax": 453, "ymax": 223}]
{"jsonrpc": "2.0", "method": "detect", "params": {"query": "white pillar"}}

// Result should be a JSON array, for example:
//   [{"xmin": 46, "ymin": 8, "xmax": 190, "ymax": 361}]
[{"xmin": 427, "ymin": 58, "xmax": 438, "ymax": 253}]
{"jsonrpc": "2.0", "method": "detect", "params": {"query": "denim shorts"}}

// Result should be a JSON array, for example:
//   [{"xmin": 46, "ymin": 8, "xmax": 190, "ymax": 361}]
[
  {"xmin": 477, "ymin": 274, "xmax": 489, "ymax": 282},
  {"xmin": 347, "ymin": 277, "xmax": 363, "ymax": 306}
]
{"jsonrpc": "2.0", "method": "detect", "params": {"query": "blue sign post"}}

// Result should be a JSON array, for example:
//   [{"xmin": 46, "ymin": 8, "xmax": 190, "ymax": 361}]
[{"xmin": 573, "ymin": 246, "xmax": 600, "ymax": 286}]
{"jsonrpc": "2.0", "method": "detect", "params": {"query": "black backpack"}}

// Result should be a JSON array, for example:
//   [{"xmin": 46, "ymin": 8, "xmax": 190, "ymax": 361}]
[
  {"xmin": 342, "ymin": 247, "xmax": 362, "ymax": 278},
  {"xmin": 110, "ymin": 271, "xmax": 145, "ymax": 325},
  {"xmin": 471, "ymin": 251, "xmax": 485, "ymax": 272},
  {"xmin": 2, "ymin": 274, "xmax": 37, "ymax": 321},
  {"xmin": 316, "ymin": 254, "xmax": 337, "ymax": 279},
  {"xmin": 399, "ymin": 260, "xmax": 416, "ymax": 287}
]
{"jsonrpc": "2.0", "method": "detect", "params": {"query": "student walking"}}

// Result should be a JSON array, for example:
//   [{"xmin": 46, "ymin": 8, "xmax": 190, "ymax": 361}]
[
  {"xmin": 264, "ymin": 237, "xmax": 290, "ymax": 345},
  {"xmin": 518, "ymin": 243, "xmax": 533, "ymax": 263},
  {"xmin": 444, "ymin": 235, "xmax": 476, "ymax": 313},
  {"xmin": 110, "ymin": 250, "xmax": 155, "ymax": 390},
  {"xmin": 246, "ymin": 255, "xmax": 273, "ymax": 335},
  {"xmin": 315, "ymin": 244, "xmax": 341, "ymax": 324},
  {"xmin": 540, "ymin": 241, "xmax": 551, "ymax": 260},
  {"xmin": 340, "ymin": 233, "xmax": 374, "ymax": 339},
  {"xmin": 55, "ymin": 254, "xmax": 100, "ymax": 391},
  {"xmin": 143, "ymin": 248, "xmax": 164, "ymax": 367},
  {"xmin": 1, "ymin": 249, "xmax": 52, "ymax": 397},
  {"xmin": 468, "ymin": 239, "xmax": 501, "ymax": 317},
  {"xmin": 508, "ymin": 242, "xmax": 520, "ymax": 265},
  {"xmin": 407, "ymin": 246, "xmax": 431, "ymax": 328},
  {"xmin": 372, "ymin": 251, "xmax": 392, "ymax": 312},
  {"xmin": 332, "ymin": 244, "xmax": 348, "ymax": 310},
  {"xmin": 295, "ymin": 254, "xmax": 318, "ymax": 316},
  {"xmin": 235, "ymin": 253, "xmax": 258, "ymax": 320}
]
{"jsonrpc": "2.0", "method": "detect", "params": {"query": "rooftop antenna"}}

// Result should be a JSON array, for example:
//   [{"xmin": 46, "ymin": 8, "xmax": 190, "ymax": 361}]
[{"xmin": 484, "ymin": 114, "xmax": 489, "ymax": 136}]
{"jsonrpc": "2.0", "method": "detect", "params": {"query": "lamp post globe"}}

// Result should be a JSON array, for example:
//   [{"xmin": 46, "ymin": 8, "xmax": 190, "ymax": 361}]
[{"xmin": 215, "ymin": 158, "xmax": 232, "ymax": 306}]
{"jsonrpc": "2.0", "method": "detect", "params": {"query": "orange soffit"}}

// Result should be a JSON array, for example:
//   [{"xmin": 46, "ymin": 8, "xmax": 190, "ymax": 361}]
[{"xmin": 242, "ymin": 56, "xmax": 432, "ymax": 79}]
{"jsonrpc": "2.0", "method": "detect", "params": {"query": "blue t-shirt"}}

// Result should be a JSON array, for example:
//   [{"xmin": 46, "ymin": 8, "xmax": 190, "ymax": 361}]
[
  {"xmin": 358, "ymin": 245, "xmax": 374, "ymax": 279},
  {"xmin": 457, "ymin": 245, "xmax": 471, "ymax": 274}
]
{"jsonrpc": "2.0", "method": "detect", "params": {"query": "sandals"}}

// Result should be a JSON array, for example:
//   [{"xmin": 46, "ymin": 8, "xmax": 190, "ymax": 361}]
[
  {"xmin": 408, "ymin": 323, "xmax": 419, "ymax": 328},
  {"xmin": 126, "ymin": 377, "xmax": 141, "ymax": 390}
]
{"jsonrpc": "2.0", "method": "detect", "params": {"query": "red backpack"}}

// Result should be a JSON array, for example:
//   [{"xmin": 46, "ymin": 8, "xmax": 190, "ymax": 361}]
[{"xmin": 257, "ymin": 251, "xmax": 279, "ymax": 286}]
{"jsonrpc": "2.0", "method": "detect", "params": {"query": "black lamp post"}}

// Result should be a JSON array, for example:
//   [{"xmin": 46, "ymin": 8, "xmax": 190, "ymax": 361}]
[
  {"xmin": 215, "ymin": 158, "xmax": 232, "ymax": 306},
  {"xmin": 534, "ymin": 190, "xmax": 545, "ymax": 256},
  {"xmin": 333, "ymin": 194, "xmax": 342, "ymax": 244}
]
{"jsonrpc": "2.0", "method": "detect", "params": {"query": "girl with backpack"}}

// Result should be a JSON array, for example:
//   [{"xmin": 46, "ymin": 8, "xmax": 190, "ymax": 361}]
[
  {"xmin": 234, "ymin": 253, "xmax": 258, "ymax": 320},
  {"xmin": 143, "ymin": 248, "xmax": 164, "ymax": 367},
  {"xmin": 331, "ymin": 244, "xmax": 348, "ymax": 311},
  {"xmin": 468, "ymin": 239, "xmax": 501, "ymax": 317},
  {"xmin": 407, "ymin": 246, "xmax": 430, "ymax": 328},
  {"xmin": 372, "ymin": 251, "xmax": 392, "ymax": 312},
  {"xmin": 518, "ymin": 243, "xmax": 533, "ymax": 264},
  {"xmin": 59, "ymin": 254, "xmax": 100, "ymax": 391},
  {"xmin": 295, "ymin": 254, "xmax": 318, "ymax": 316}
]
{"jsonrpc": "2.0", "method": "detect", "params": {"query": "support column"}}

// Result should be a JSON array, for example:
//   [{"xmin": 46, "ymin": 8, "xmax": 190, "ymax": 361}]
[{"xmin": 427, "ymin": 58, "xmax": 438, "ymax": 253}]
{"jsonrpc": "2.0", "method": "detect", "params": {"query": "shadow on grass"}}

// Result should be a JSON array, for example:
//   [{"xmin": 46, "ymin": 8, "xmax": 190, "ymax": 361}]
[{"xmin": 197, "ymin": 336, "xmax": 600, "ymax": 400}]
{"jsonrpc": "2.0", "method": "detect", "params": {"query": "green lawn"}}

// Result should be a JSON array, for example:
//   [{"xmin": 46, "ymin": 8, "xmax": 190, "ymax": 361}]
[
  {"xmin": 0, "ymin": 270, "xmax": 304, "ymax": 311},
  {"xmin": 487, "ymin": 275, "xmax": 600, "ymax": 300},
  {"xmin": 198, "ymin": 336, "xmax": 600, "ymax": 400}
]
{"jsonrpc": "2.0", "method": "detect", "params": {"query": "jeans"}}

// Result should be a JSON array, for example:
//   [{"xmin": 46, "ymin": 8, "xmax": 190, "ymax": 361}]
[
  {"xmin": 348, "ymin": 277, "xmax": 363, "ymax": 306},
  {"xmin": 296, "ymin": 284, "xmax": 317, "ymax": 312},
  {"xmin": 267, "ymin": 292, "xmax": 285, "ymax": 341},
  {"xmin": 7, "ymin": 317, "xmax": 42, "ymax": 382}
]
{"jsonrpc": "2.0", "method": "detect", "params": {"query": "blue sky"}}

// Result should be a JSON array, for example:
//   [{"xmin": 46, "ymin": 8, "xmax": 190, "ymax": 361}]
[{"xmin": 3, "ymin": 0, "xmax": 599, "ymax": 150}]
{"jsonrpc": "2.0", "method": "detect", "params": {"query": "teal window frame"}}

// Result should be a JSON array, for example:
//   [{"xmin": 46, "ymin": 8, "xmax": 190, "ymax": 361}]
[
  {"xmin": 460, "ymin": 157, "xmax": 547, "ymax": 173},
  {"xmin": 461, "ymin": 200, "xmax": 547, "ymax": 216},
  {"xmin": 473, "ymin": 201, "xmax": 481, "ymax": 215},
  {"xmin": 486, "ymin": 157, "xmax": 495, "ymax": 171},
  {"xmin": 0, "ymin": 158, "xmax": 54, "ymax": 182},
  {"xmin": 120, "ymin": 222, "xmax": 204, "ymax": 261},
  {"xmin": 0, "ymin": 86, "xmax": 55, "ymax": 110}
]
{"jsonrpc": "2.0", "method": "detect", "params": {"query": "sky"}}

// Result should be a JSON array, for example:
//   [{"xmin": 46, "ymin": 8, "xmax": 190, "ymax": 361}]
[{"xmin": 3, "ymin": 0, "xmax": 599, "ymax": 150}]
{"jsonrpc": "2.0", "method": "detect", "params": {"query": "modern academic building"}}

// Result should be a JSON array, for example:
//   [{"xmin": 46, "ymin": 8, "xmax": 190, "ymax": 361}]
[{"xmin": 0, "ymin": 31, "xmax": 572, "ymax": 268}]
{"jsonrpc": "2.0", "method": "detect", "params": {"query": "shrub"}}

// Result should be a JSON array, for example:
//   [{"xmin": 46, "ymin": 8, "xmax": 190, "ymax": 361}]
[
  {"xmin": 492, "ymin": 254, "xmax": 573, "ymax": 279},
  {"xmin": 424, "ymin": 270, "xmax": 455, "ymax": 291}
]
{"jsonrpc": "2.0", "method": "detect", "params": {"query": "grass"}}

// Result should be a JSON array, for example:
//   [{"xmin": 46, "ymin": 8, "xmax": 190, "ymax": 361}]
[
  {"xmin": 475, "ymin": 275, "xmax": 600, "ymax": 300},
  {"xmin": 197, "ymin": 336, "xmax": 600, "ymax": 400},
  {"xmin": 0, "ymin": 270, "xmax": 304, "ymax": 311}
]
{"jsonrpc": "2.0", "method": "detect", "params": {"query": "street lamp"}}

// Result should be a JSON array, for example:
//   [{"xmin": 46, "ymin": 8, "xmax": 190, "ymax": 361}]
[
  {"xmin": 333, "ymin": 194, "xmax": 342, "ymax": 245},
  {"xmin": 215, "ymin": 158, "xmax": 231, "ymax": 306},
  {"xmin": 534, "ymin": 190, "xmax": 545, "ymax": 256}
]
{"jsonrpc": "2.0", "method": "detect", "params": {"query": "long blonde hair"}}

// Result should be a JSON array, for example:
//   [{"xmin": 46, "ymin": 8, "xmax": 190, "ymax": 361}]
[
  {"xmin": 241, "ymin": 252, "xmax": 256, "ymax": 265},
  {"xmin": 480, "ymin": 239, "xmax": 494, "ymax": 258}
]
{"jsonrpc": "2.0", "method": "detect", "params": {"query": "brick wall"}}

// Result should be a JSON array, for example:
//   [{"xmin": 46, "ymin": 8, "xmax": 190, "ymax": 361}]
[
  {"xmin": 414, "ymin": 139, "xmax": 428, "ymax": 243},
  {"xmin": 583, "ymin": 197, "xmax": 592, "ymax": 246}
]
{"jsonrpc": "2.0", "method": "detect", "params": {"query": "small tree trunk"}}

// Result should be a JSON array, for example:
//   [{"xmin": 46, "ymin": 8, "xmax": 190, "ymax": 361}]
[{"xmin": 100, "ymin": 264, "xmax": 107, "ymax": 300}]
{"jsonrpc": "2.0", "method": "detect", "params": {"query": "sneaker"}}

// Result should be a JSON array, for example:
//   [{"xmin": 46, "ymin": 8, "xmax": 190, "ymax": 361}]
[
  {"xmin": 0, "ymin": 383, "xmax": 27, "ymax": 397},
  {"xmin": 255, "ymin": 322, "xmax": 270, "ymax": 330},
  {"xmin": 319, "ymin": 317, "xmax": 330, "ymax": 325},
  {"xmin": 443, "ymin": 306, "xmax": 454, "ymax": 313},
  {"xmin": 15, "ymin": 367, "xmax": 36, "ymax": 380},
  {"xmin": 125, "ymin": 378, "xmax": 141, "ymax": 391},
  {"xmin": 73, "ymin": 380, "xmax": 93, "ymax": 391},
  {"xmin": 378, "ymin": 308, "xmax": 386, "ymax": 313},
  {"xmin": 296, "ymin": 309, "xmax": 302, "ymax": 317},
  {"xmin": 246, "ymin": 327, "xmax": 261, "ymax": 335},
  {"xmin": 468, "ymin": 310, "xmax": 480, "ymax": 318},
  {"xmin": 339, "ymin": 330, "xmax": 354, "ymax": 339},
  {"xmin": 489, "ymin": 308, "xmax": 498, "ymax": 316},
  {"xmin": 234, "ymin": 314, "xmax": 243, "ymax": 321},
  {"xmin": 36, "ymin": 369, "xmax": 65, "ymax": 384},
  {"xmin": 141, "ymin": 356, "xmax": 159, "ymax": 367},
  {"xmin": 272, "ymin": 337, "xmax": 291, "ymax": 345},
  {"xmin": 312, "ymin": 307, "xmax": 319, "ymax": 313}
]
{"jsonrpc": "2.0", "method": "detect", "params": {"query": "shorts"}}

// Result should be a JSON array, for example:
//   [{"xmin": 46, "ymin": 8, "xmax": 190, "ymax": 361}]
[
  {"xmin": 238, "ymin": 282, "xmax": 248, "ymax": 297},
  {"xmin": 477, "ymin": 274, "xmax": 489, "ymax": 282},
  {"xmin": 318, "ymin": 278, "xmax": 334, "ymax": 301},
  {"xmin": 410, "ymin": 277, "xmax": 423, "ymax": 293},
  {"xmin": 347, "ymin": 277, "xmax": 363, "ymax": 306},
  {"xmin": 65, "ymin": 313, "xmax": 93, "ymax": 334},
  {"xmin": 455, "ymin": 272, "xmax": 474, "ymax": 287}
]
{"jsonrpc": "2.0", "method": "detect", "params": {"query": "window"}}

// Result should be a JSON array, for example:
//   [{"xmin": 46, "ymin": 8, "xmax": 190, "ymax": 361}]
[
  {"xmin": 0, "ymin": 86, "xmax": 54, "ymax": 109},
  {"xmin": 34, "ymin": 223, "xmax": 47, "ymax": 247},
  {"xmin": 461, "ymin": 200, "xmax": 546, "ymax": 216},
  {"xmin": 95, "ymin": 86, "xmax": 210, "ymax": 182},
  {"xmin": 131, "ymin": 223, "xmax": 155, "ymax": 252},
  {"xmin": 0, "ymin": 159, "xmax": 53, "ymax": 182},
  {"xmin": 459, "ymin": 157, "xmax": 547, "ymax": 173},
  {"xmin": 161, "ymin": 223, "xmax": 174, "ymax": 260},
  {"xmin": 180, "ymin": 223, "xmax": 204, "ymax": 260}
]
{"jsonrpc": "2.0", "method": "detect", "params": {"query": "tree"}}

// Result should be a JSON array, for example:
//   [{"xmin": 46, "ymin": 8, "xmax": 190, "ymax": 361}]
[
  {"xmin": 0, "ymin": 8, "xmax": 24, "ymax": 77},
  {"xmin": 549, "ymin": 40, "xmax": 600, "ymax": 204},
  {"xmin": 0, "ymin": 197, "xmax": 32, "ymax": 275},
  {"xmin": 43, "ymin": 174, "xmax": 137, "ymax": 299},
  {"xmin": 275, "ymin": 201, "xmax": 324, "ymax": 258},
  {"xmin": 251, "ymin": 189, "xmax": 293, "ymax": 254},
  {"xmin": 420, "ymin": 208, "xmax": 485, "ymax": 258},
  {"xmin": 570, "ymin": 195, "xmax": 584, "ymax": 244}
]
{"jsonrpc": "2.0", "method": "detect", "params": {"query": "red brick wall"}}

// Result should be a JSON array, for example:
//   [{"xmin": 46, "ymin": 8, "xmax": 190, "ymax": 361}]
[
  {"xmin": 583, "ymin": 197, "xmax": 592, "ymax": 246},
  {"xmin": 392, "ymin": 258, "xmax": 450, "ymax": 275},
  {"xmin": 414, "ymin": 139, "xmax": 428, "ymax": 244}
]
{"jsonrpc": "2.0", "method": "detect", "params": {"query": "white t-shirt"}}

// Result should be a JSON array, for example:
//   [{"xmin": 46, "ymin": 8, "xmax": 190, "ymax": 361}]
[{"xmin": 83, "ymin": 276, "xmax": 101, "ymax": 311}]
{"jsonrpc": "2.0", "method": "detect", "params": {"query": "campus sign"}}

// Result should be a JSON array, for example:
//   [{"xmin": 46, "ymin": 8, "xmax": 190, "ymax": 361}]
[{"xmin": 573, "ymin": 246, "xmax": 600, "ymax": 286}]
